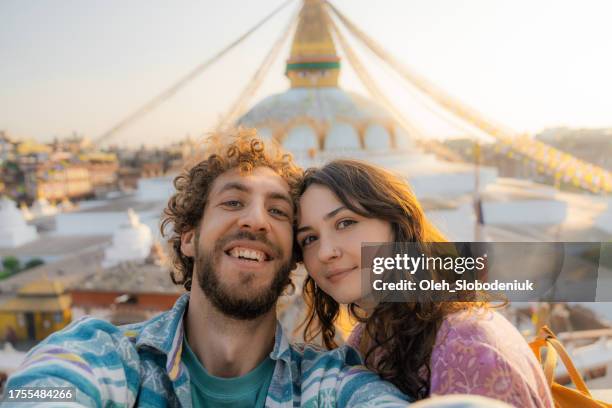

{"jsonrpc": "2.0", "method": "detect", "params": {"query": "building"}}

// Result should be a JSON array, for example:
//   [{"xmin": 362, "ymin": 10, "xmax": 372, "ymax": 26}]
[
  {"xmin": 24, "ymin": 162, "xmax": 93, "ymax": 201},
  {"xmin": 80, "ymin": 152, "xmax": 120, "ymax": 195},
  {"xmin": 70, "ymin": 259, "xmax": 182, "ymax": 325},
  {"xmin": 0, "ymin": 279, "xmax": 71, "ymax": 342}
]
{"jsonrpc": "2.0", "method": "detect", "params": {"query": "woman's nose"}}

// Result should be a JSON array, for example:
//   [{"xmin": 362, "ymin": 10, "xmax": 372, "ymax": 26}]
[{"xmin": 317, "ymin": 236, "xmax": 341, "ymax": 262}]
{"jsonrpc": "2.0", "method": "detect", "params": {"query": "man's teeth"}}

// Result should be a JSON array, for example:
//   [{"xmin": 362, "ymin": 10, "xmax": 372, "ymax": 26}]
[{"xmin": 229, "ymin": 247, "xmax": 265, "ymax": 262}]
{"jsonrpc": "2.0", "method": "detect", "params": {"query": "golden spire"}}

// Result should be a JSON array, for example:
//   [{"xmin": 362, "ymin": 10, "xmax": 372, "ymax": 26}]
[{"xmin": 286, "ymin": 0, "xmax": 340, "ymax": 88}]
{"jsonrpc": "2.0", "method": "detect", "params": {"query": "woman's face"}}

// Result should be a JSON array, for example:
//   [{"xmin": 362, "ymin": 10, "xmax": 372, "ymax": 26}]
[{"xmin": 297, "ymin": 184, "xmax": 393, "ymax": 305}]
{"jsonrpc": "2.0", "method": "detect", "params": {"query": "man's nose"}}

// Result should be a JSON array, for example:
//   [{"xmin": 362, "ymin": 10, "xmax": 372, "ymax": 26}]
[{"xmin": 238, "ymin": 202, "xmax": 271, "ymax": 233}]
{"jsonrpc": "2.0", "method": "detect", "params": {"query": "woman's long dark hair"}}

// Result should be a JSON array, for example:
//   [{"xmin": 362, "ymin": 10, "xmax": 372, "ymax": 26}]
[{"xmin": 299, "ymin": 159, "xmax": 485, "ymax": 399}]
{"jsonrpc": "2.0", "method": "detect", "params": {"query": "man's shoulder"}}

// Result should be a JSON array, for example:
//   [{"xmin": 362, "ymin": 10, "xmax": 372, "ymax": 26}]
[
  {"xmin": 40, "ymin": 315, "xmax": 128, "ymax": 347},
  {"xmin": 5, "ymin": 316, "xmax": 152, "ymax": 407},
  {"xmin": 40, "ymin": 314, "xmax": 151, "ymax": 349},
  {"xmin": 11, "ymin": 311, "xmax": 172, "ymax": 382}
]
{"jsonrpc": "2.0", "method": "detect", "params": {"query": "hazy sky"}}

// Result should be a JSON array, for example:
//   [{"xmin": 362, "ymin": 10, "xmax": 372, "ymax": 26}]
[{"xmin": 1, "ymin": 0, "xmax": 611, "ymax": 147}]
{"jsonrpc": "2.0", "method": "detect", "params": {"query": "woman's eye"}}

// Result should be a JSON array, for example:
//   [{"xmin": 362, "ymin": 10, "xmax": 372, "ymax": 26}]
[
  {"xmin": 301, "ymin": 235, "xmax": 317, "ymax": 247},
  {"xmin": 337, "ymin": 219, "xmax": 356, "ymax": 229}
]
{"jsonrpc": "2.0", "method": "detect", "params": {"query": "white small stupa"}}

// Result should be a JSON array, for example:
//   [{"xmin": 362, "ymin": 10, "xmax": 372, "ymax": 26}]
[
  {"xmin": 0, "ymin": 196, "xmax": 38, "ymax": 247},
  {"xmin": 20, "ymin": 202, "xmax": 33, "ymax": 221},
  {"xmin": 58, "ymin": 197, "xmax": 76, "ymax": 212},
  {"xmin": 30, "ymin": 196, "xmax": 59, "ymax": 218},
  {"xmin": 102, "ymin": 208, "xmax": 153, "ymax": 268}
]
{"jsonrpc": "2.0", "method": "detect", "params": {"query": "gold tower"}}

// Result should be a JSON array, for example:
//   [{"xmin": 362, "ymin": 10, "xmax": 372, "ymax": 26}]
[{"xmin": 286, "ymin": 0, "xmax": 340, "ymax": 88}]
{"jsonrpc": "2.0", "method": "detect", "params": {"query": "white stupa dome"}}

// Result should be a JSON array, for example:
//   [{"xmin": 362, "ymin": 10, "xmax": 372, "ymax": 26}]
[
  {"xmin": 237, "ymin": 88, "xmax": 415, "ymax": 152},
  {"xmin": 102, "ymin": 209, "xmax": 153, "ymax": 268},
  {"xmin": 0, "ymin": 197, "xmax": 38, "ymax": 247}
]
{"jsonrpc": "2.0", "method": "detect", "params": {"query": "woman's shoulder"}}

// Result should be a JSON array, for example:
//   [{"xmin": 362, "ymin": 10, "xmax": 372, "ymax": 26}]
[
  {"xmin": 435, "ymin": 307, "xmax": 519, "ymax": 346},
  {"xmin": 431, "ymin": 307, "xmax": 553, "ymax": 407},
  {"xmin": 432, "ymin": 307, "xmax": 534, "ymax": 376}
]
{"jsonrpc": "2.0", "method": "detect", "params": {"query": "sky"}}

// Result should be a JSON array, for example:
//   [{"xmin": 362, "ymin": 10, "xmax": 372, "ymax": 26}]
[{"xmin": 1, "ymin": 0, "xmax": 612, "ymax": 147}]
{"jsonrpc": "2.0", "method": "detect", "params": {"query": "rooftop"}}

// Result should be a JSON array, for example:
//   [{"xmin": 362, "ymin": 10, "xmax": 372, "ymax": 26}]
[
  {"xmin": 0, "ymin": 234, "xmax": 108, "ymax": 258},
  {"xmin": 73, "ymin": 261, "xmax": 182, "ymax": 294}
]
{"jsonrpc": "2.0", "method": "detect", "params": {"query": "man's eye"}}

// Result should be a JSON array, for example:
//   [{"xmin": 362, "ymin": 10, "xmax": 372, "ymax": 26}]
[
  {"xmin": 300, "ymin": 235, "xmax": 317, "ymax": 247},
  {"xmin": 222, "ymin": 200, "xmax": 242, "ymax": 208},
  {"xmin": 269, "ymin": 208, "xmax": 289, "ymax": 217},
  {"xmin": 337, "ymin": 219, "xmax": 357, "ymax": 230}
]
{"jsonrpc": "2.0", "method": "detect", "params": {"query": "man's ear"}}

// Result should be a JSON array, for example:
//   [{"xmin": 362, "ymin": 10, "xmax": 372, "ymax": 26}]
[{"xmin": 181, "ymin": 229, "xmax": 196, "ymax": 258}]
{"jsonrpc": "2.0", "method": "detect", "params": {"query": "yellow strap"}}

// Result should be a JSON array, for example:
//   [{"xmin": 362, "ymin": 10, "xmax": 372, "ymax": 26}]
[
  {"xmin": 543, "ymin": 340, "xmax": 558, "ymax": 386},
  {"xmin": 529, "ymin": 337, "xmax": 545, "ymax": 360},
  {"xmin": 546, "ymin": 336, "xmax": 591, "ymax": 396},
  {"xmin": 538, "ymin": 326, "xmax": 591, "ymax": 396}
]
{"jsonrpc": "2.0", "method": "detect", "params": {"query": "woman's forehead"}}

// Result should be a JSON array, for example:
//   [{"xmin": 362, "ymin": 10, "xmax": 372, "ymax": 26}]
[{"xmin": 298, "ymin": 184, "xmax": 368, "ymax": 225}]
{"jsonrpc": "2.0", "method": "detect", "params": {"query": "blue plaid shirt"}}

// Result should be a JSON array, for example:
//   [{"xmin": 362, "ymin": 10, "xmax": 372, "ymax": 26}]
[{"xmin": 5, "ymin": 294, "xmax": 409, "ymax": 407}]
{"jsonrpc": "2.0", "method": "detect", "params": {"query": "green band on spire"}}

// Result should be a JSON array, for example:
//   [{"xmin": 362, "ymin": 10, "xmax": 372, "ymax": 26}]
[{"xmin": 286, "ymin": 61, "xmax": 340, "ymax": 71}]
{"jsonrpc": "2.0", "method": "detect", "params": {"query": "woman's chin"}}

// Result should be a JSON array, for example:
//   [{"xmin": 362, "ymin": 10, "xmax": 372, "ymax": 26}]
[{"xmin": 327, "ymin": 288, "xmax": 363, "ymax": 305}]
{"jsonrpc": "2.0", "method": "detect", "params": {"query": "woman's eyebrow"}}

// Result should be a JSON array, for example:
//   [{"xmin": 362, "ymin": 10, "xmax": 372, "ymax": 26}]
[
  {"xmin": 296, "ymin": 225, "xmax": 311, "ymax": 235},
  {"xmin": 296, "ymin": 206, "xmax": 347, "ymax": 235},
  {"xmin": 324, "ymin": 206, "xmax": 347, "ymax": 220}
]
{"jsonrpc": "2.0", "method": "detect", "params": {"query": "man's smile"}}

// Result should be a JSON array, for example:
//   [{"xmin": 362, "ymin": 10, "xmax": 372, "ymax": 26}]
[{"xmin": 223, "ymin": 239, "xmax": 276, "ymax": 263}]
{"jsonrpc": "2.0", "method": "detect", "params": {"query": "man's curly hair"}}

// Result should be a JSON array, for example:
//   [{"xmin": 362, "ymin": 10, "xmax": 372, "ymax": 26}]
[{"xmin": 160, "ymin": 128, "xmax": 303, "ymax": 291}]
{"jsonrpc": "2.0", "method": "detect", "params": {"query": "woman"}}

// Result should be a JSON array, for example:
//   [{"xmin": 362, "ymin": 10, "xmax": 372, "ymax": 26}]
[{"xmin": 296, "ymin": 159, "xmax": 552, "ymax": 407}]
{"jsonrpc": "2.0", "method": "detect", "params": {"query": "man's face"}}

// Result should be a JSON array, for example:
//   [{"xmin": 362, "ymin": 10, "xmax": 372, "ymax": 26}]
[{"xmin": 181, "ymin": 166, "xmax": 295, "ymax": 320}]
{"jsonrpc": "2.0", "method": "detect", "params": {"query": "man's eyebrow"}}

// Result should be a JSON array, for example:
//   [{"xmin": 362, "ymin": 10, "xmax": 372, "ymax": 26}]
[
  {"xmin": 296, "ymin": 206, "xmax": 347, "ymax": 235},
  {"xmin": 268, "ymin": 192, "xmax": 293, "ymax": 208},
  {"xmin": 217, "ymin": 181, "xmax": 250, "ymax": 194},
  {"xmin": 217, "ymin": 182, "xmax": 292, "ymax": 208}
]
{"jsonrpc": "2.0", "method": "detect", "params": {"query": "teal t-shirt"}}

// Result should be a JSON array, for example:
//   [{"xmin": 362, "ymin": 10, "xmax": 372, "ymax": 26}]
[{"xmin": 182, "ymin": 338, "xmax": 275, "ymax": 408}]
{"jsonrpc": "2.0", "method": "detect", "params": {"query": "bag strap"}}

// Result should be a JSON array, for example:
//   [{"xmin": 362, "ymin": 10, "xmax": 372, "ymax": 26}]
[
  {"xmin": 543, "ymin": 337, "xmax": 558, "ymax": 386},
  {"xmin": 537, "ymin": 326, "xmax": 592, "ymax": 396}
]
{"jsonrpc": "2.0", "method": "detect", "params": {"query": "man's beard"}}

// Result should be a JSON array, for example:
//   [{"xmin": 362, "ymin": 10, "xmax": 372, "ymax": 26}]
[{"xmin": 194, "ymin": 231, "xmax": 293, "ymax": 320}]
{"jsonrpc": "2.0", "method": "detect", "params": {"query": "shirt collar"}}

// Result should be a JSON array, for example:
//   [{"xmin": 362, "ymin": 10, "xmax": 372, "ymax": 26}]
[
  {"xmin": 269, "ymin": 321, "xmax": 292, "ymax": 364},
  {"xmin": 135, "ymin": 292, "xmax": 189, "ymax": 380},
  {"xmin": 135, "ymin": 293, "xmax": 292, "ymax": 380}
]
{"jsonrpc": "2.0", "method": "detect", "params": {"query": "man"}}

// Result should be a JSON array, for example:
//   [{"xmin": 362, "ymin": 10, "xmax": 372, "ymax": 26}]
[{"xmin": 4, "ymin": 129, "xmax": 408, "ymax": 407}]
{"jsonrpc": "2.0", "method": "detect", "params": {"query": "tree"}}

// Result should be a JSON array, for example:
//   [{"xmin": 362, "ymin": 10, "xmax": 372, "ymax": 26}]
[
  {"xmin": 2, "ymin": 256, "xmax": 20, "ymax": 276},
  {"xmin": 24, "ymin": 258, "xmax": 44, "ymax": 270}
]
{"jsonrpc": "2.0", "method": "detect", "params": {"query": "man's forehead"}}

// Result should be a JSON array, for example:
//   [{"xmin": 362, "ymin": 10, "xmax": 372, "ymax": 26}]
[{"xmin": 210, "ymin": 166, "xmax": 290, "ymax": 195}]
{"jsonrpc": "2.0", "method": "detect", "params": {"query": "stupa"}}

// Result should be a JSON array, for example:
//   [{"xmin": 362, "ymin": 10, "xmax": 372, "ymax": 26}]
[
  {"xmin": 19, "ymin": 202, "xmax": 33, "ymax": 221},
  {"xmin": 30, "ymin": 196, "xmax": 58, "ymax": 218},
  {"xmin": 0, "ymin": 196, "xmax": 38, "ymax": 247},
  {"xmin": 238, "ymin": 0, "xmax": 413, "ymax": 152},
  {"xmin": 58, "ymin": 197, "xmax": 76, "ymax": 212},
  {"xmin": 102, "ymin": 208, "xmax": 153, "ymax": 267}
]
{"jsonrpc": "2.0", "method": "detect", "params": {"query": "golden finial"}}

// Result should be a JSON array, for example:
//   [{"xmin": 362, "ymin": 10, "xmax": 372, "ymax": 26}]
[{"xmin": 286, "ymin": 0, "xmax": 340, "ymax": 88}]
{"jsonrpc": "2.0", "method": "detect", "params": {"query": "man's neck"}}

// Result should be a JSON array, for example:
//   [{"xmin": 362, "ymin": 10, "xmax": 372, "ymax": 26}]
[{"xmin": 184, "ymin": 288, "xmax": 277, "ymax": 378}]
